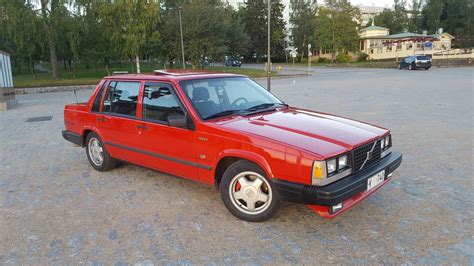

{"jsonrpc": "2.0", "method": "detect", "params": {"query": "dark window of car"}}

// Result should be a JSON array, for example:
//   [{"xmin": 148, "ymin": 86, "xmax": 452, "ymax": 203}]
[
  {"xmin": 91, "ymin": 81, "xmax": 108, "ymax": 112},
  {"xmin": 416, "ymin": 56, "xmax": 431, "ymax": 60},
  {"xmin": 142, "ymin": 83, "xmax": 184, "ymax": 123},
  {"xmin": 103, "ymin": 81, "xmax": 140, "ymax": 116}
]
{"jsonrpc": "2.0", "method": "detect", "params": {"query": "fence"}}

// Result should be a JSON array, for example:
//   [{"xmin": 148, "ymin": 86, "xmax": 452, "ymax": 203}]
[{"xmin": 0, "ymin": 51, "xmax": 17, "ymax": 111}]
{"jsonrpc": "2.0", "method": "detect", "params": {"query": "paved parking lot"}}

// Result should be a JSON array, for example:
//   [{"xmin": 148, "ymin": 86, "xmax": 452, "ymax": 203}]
[{"xmin": 0, "ymin": 67, "xmax": 472, "ymax": 264}]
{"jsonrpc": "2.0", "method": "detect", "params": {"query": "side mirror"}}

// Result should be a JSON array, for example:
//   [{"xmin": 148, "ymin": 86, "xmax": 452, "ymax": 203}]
[{"xmin": 167, "ymin": 114, "xmax": 187, "ymax": 129}]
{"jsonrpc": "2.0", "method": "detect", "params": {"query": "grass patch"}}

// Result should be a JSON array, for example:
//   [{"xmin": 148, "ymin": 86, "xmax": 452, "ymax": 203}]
[{"xmin": 13, "ymin": 62, "xmax": 274, "ymax": 88}]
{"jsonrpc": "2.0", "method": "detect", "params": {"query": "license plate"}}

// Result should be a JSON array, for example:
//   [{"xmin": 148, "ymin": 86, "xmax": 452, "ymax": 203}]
[{"xmin": 367, "ymin": 170, "xmax": 385, "ymax": 191}]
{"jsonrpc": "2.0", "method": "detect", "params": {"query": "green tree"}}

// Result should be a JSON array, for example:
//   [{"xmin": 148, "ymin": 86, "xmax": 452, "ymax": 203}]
[
  {"xmin": 408, "ymin": 0, "xmax": 422, "ymax": 32},
  {"xmin": 180, "ymin": 0, "xmax": 229, "ymax": 68},
  {"xmin": 39, "ymin": 0, "xmax": 70, "ymax": 80},
  {"xmin": 314, "ymin": 0, "xmax": 360, "ymax": 62},
  {"xmin": 373, "ymin": 0, "xmax": 408, "ymax": 33},
  {"xmin": 0, "ymin": 0, "xmax": 45, "ymax": 78},
  {"xmin": 421, "ymin": 0, "xmax": 473, "ymax": 40},
  {"xmin": 243, "ymin": 0, "xmax": 287, "ymax": 62},
  {"xmin": 243, "ymin": 0, "xmax": 267, "ymax": 61},
  {"xmin": 269, "ymin": 0, "xmax": 287, "ymax": 61},
  {"xmin": 290, "ymin": 0, "xmax": 317, "ymax": 61},
  {"xmin": 100, "ymin": 0, "xmax": 160, "ymax": 73}
]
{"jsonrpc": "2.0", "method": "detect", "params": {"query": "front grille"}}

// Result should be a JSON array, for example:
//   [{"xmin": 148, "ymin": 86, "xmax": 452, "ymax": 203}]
[{"xmin": 352, "ymin": 140, "xmax": 382, "ymax": 172}]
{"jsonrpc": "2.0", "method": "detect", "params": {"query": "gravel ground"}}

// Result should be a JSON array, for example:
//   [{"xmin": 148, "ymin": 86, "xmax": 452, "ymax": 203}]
[{"xmin": 0, "ymin": 67, "xmax": 472, "ymax": 265}]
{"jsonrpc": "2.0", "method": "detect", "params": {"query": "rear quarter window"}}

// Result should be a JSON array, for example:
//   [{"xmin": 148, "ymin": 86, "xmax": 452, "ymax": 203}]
[{"xmin": 91, "ymin": 81, "xmax": 108, "ymax": 112}]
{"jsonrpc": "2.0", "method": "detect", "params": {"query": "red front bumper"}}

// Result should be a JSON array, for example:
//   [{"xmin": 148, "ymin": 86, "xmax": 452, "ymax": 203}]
[{"xmin": 307, "ymin": 175, "xmax": 392, "ymax": 218}]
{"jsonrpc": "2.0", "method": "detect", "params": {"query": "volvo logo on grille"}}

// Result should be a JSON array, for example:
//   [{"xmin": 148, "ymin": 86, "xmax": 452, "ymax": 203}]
[
  {"xmin": 366, "ymin": 150, "xmax": 373, "ymax": 160},
  {"xmin": 360, "ymin": 141, "xmax": 377, "ymax": 170}
]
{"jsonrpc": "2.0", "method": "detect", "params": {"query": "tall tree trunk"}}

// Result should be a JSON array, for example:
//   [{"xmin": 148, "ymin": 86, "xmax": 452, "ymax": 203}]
[
  {"xmin": 30, "ymin": 58, "xmax": 36, "ymax": 79},
  {"xmin": 48, "ymin": 34, "xmax": 60, "ymax": 79},
  {"xmin": 105, "ymin": 58, "xmax": 111, "ymax": 76},
  {"xmin": 136, "ymin": 55, "xmax": 141, "ymax": 73}
]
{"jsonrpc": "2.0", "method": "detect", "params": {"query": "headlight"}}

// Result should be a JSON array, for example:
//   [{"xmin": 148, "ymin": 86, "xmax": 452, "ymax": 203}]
[
  {"xmin": 338, "ymin": 155, "xmax": 348, "ymax": 170},
  {"xmin": 327, "ymin": 159, "xmax": 337, "ymax": 174},
  {"xmin": 381, "ymin": 134, "xmax": 392, "ymax": 157},
  {"xmin": 312, "ymin": 154, "xmax": 351, "ymax": 185}
]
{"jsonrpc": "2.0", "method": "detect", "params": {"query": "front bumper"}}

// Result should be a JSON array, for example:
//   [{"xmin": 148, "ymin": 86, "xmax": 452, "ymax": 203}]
[{"xmin": 274, "ymin": 151, "xmax": 402, "ymax": 217}]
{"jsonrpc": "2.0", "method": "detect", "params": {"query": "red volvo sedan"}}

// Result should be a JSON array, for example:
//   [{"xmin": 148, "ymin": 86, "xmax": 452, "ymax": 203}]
[{"xmin": 62, "ymin": 71, "xmax": 402, "ymax": 222}]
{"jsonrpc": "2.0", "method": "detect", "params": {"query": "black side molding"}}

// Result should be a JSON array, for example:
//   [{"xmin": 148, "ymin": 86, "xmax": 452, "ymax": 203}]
[{"xmin": 62, "ymin": 130, "xmax": 84, "ymax": 147}]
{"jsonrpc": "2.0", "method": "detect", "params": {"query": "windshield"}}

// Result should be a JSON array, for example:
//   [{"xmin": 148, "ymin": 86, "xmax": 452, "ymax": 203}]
[{"xmin": 180, "ymin": 77, "xmax": 283, "ymax": 120}]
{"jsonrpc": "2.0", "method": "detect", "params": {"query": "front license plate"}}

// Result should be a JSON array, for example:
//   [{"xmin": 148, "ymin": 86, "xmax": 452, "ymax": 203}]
[{"xmin": 367, "ymin": 170, "xmax": 385, "ymax": 191}]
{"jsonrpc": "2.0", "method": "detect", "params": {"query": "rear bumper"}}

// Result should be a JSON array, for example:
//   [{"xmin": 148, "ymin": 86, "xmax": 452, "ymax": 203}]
[
  {"xmin": 62, "ymin": 130, "xmax": 83, "ymax": 146},
  {"xmin": 274, "ymin": 152, "xmax": 402, "ymax": 216},
  {"xmin": 415, "ymin": 63, "xmax": 431, "ymax": 68}
]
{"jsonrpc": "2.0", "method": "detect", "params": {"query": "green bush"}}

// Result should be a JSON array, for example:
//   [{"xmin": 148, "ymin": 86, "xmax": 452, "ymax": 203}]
[
  {"xmin": 357, "ymin": 53, "xmax": 369, "ymax": 62},
  {"xmin": 336, "ymin": 53, "xmax": 352, "ymax": 63},
  {"xmin": 318, "ymin": 57, "xmax": 328, "ymax": 63}
]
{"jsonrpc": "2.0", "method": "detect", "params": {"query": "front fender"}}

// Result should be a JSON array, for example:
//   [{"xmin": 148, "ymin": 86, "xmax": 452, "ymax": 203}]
[{"xmin": 215, "ymin": 149, "xmax": 274, "ymax": 179}]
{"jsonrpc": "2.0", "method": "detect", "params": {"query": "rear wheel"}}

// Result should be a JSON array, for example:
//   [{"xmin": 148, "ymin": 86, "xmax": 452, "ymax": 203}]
[
  {"xmin": 220, "ymin": 160, "xmax": 280, "ymax": 222},
  {"xmin": 85, "ymin": 132, "xmax": 117, "ymax": 171},
  {"xmin": 409, "ymin": 63, "xmax": 416, "ymax": 70},
  {"xmin": 425, "ymin": 67, "xmax": 430, "ymax": 70}
]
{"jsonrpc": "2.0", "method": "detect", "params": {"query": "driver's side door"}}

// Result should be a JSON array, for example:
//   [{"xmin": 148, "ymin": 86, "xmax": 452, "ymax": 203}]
[{"xmin": 135, "ymin": 82, "xmax": 199, "ymax": 180}]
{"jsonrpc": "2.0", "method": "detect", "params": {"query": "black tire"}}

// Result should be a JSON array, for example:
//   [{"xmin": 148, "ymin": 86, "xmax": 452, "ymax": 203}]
[
  {"xmin": 219, "ymin": 160, "xmax": 281, "ymax": 222},
  {"xmin": 409, "ymin": 63, "xmax": 416, "ymax": 70},
  {"xmin": 425, "ymin": 67, "xmax": 430, "ymax": 70},
  {"xmin": 85, "ymin": 132, "xmax": 117, "ymax": 171}
]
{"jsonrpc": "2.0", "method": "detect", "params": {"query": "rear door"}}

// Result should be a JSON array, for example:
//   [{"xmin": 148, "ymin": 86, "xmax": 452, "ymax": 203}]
[
  {"xmin": 135, "ymin": 81, "xmax": 199, "ymax": 180},
  {"xmin": 97, "ymin": 80, "xmax": 142, "ymax": 162}
]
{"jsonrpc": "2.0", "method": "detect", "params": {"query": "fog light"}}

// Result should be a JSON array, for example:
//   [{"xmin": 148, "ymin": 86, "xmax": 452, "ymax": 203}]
[{"xmin": 330, "ymin": 203, "xmax": 343, "ymax": 213}]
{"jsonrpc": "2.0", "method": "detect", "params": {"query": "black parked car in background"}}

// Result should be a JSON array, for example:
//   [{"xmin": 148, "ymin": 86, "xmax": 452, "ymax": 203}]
[
  {"xmin": 224, "ymin": 57, "xmax": 242, "ymax": 67},
  {"xmin": 398, "ymin": 55, "xmax": 432, "ymax": 70}
]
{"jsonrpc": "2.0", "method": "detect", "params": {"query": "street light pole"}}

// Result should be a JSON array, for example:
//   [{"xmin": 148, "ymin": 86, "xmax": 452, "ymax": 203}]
[
  {"xmin": 178, "ymin": 7, "xmax": 185, "ymax": 70},
  {"xmin": 267, "ymin": 0, "xmax": 271, "ymax": 91}
]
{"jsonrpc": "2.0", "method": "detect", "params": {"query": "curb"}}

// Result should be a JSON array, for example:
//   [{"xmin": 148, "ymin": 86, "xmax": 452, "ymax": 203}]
[{"xmin": 14, "ymin": 85, "xmax": 95, "ymax": 95}]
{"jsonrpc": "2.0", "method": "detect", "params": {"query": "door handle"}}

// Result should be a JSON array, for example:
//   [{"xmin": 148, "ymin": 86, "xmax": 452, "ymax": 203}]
[
  {"xmin": 97, "ymin": 117, "xmax": 106, "ymax": 122},
  {"xmin": 137, "ymin": 125, "xmax": 148, "ymax": 130}
]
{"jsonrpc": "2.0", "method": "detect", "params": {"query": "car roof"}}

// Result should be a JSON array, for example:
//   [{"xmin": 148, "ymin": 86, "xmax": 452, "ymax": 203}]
[{"xmin": 104, "ymin": 70, "xmax": 246, "ymax": 82}]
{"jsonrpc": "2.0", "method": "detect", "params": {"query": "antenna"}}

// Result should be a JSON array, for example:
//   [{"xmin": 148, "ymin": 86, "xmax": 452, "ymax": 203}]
[{"xmin": 73, "ymin": 89, "xmax": 79, "ymax": 104}]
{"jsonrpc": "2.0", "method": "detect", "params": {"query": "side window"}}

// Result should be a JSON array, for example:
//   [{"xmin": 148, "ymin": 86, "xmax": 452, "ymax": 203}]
[
  {"xmin": 142, "ymin": 83, "xmax": 184, "ymax": 123},
  {"xmin": 91, "ymin": 81, "xmax": 108, "ymax": 112},
  {"xmin": 103, "ymin": 81, "xmax": 140, "ymax": 116}
]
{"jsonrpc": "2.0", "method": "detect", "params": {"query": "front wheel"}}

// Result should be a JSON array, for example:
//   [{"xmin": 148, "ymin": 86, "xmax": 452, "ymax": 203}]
[{"xmin": 220, "ymin": 160, "xmax": 280, "ymax": 222}]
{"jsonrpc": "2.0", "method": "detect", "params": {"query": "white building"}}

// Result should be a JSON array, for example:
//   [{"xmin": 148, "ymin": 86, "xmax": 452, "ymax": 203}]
[{"xmin": 357, "ymin": 5, "xmax": 389, "ymax": 26}]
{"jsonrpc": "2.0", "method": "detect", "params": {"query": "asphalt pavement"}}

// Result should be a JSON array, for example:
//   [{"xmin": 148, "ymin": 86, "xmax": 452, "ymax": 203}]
[{"xmin": 0, "ymin": 67, "xmax": 472, "ymax": 264}]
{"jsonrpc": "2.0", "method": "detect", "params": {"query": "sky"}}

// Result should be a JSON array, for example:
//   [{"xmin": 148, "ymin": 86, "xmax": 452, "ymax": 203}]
[{"xmin": 350, "ymin": 0, "xmax": 394, "ymax": 8}]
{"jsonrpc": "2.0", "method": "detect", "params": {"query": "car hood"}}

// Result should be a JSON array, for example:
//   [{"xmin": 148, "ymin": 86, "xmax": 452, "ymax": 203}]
[{"xmin": 215, "ymin": 107, "xmax": 388, "ymax": 158}]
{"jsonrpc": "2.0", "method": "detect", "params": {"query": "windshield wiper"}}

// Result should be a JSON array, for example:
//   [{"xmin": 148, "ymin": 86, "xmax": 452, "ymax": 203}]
[
  {"xmin": 245, "ymin": 103, "xmax": 289, "ymax": 112},
  {"xmin": 204, "ymin": 110, "xmax": 243, "ymax": 120}
]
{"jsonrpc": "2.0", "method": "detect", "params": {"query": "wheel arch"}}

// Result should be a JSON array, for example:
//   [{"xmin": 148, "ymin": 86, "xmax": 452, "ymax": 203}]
[
  {"xmin": 213, "ymin": 150, "xmax": 273, "ymax": 187},
  {"xmin": 81, "ymin": 127, "xmax": 101, "ymax": 147}
]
